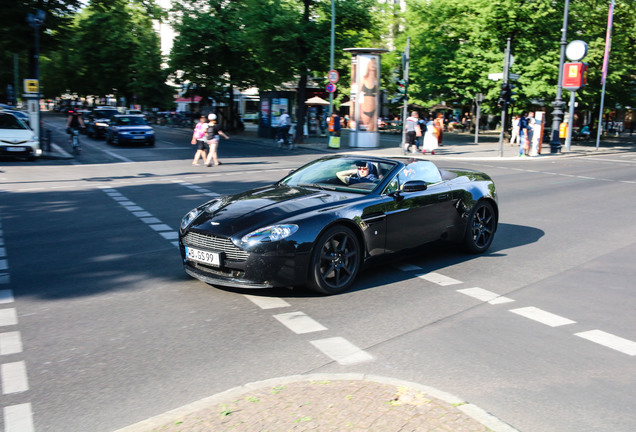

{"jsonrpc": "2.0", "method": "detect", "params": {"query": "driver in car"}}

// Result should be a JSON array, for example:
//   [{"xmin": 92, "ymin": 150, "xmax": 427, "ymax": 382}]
[{"xmin": 337, "ymin": 161, "xmax": 378, "ymax": 185}]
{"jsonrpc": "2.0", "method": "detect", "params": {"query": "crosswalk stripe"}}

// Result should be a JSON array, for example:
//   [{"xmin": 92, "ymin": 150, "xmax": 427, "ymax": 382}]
[
  {"xmin": 273, "ymin": 311, "xmax": 327, "ymax": 334},
  {"xmin": 310, "ymin": 337, "xmax": 374, "ymax": 365},
  {"xmin": 510, "ymin": 307, "xmax": 576, "ymax": 327},
  {"xmin": 575, "ymin": 330, "xmax": 636, "ymax": 356}
]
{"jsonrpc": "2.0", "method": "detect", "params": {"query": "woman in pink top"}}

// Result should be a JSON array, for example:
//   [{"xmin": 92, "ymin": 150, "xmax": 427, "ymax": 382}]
[{"xmin": 190, "ymin": 115, "xmax": 208, "ymax": 165}]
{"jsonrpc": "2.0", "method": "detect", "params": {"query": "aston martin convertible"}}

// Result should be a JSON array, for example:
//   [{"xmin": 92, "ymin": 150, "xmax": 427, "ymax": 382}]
[{"xmin": 179, "ymin": 155, "xmax": 498, "ymax": 295}]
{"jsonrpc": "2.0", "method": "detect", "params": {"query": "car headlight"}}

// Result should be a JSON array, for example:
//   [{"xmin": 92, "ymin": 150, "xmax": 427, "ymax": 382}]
[
  {"xmin": 95, "ymin": 122, "xmax": 109, "ymax": 127},
  {"xmin": 242, "ymin": 224, "xmax": 298, "ymax": 244},
  {"xmin": 180, "ymin": 208, "xmax": 202, "ymax": 230}
]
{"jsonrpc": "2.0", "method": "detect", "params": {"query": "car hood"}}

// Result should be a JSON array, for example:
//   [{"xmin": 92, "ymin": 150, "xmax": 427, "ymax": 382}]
[
  {"xmin": 113, "ymin": 125, "xmax": 152, "ymax": 131},
  {"xmin": 190, "ymin": 184, "xmax": 357, "ymax": 236},
  {"xmin": 0, "ymin": 128, "xmax": 36, "ymax": 144}
]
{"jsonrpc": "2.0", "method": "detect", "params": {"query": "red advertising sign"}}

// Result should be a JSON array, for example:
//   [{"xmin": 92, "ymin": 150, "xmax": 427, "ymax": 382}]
[{"xmin": 562, "ymin": 62, "xmax": 588, "ymax": 90}]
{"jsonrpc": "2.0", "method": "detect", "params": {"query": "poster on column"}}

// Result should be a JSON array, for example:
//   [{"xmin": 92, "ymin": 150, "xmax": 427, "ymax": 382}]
[{"xmin": 355, "ymin": 55, "xmax": 379, "ymax": 132}]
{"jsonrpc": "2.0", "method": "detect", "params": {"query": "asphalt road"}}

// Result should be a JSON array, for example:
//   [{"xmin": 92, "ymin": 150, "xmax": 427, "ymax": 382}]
[{"xmin": 0, "ymin": 114, "xmax": 634, "ymax": 431}]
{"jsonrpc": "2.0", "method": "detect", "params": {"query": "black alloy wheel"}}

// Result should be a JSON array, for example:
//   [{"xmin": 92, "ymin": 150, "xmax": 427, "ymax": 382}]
[
  {"xmin": 463, "ymin": 200, "xmax": 497, "ymax": 253},
  {"xmin": 308, "ymin": 225, "xmax": 361, "ymax": 295}
]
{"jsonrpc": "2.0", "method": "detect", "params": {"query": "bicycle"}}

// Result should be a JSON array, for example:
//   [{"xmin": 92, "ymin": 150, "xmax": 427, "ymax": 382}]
[{"xmin": 68, "ymin": 127, "xmax": 81, "ymax": 155}]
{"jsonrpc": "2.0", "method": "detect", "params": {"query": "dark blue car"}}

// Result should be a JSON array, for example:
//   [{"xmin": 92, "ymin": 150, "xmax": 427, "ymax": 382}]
[{"xmin": 106, "ymin": 115, "xmax": 155, "ymax": 146}]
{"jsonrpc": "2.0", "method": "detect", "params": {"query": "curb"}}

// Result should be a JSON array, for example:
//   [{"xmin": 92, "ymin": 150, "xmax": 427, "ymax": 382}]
[{"xmin": 113, "ymin": 373, "xmax": 518, "ymax": 432}]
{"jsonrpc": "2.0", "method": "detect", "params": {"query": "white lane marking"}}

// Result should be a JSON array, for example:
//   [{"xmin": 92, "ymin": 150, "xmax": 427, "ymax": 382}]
[
  {"xmin": 0, "ymin": 246, "xmax": 5, "ymax": 256},
  {"xmin": 140, "ymin": 217, "xmax": 162, "ymax": 224},
  {"xmin": 416, "ymin": 271, "xmax": 462, "ymax": 286},
  {"xmin": 1, "ymin": 361, "xmax": 29, "ymax": 394},
  {"xmin": 575, "ymin": 330, "xmax": 636, "ymax": 356},
  {"xmin": 101, "ymin": 150, "xmax": 134, "ymax": 163},
  {"xmin": 0, "ymin": 309, "xmax": 18, "ymax": 326},
  {"xmin": 273, "ymin": 311, "xmax": 327, "ymax": 334},
  {"xmin": 4, "ymin": 403, "xmax": 34, "ymax": 432},
  {"xmin": 123, "ymin": 205, "xmax": 143, "ymax": 212},
  {"xmin": 457, "ymin": 287, "xmax": 515, "ymax": 305},
  {"xmin": 310, "ymin": 337, "xmax": 374, "ymax": 365},
  {"xmin": 0, "ymin": 332, "xmax": 22, "ymax": 355},
  {"xmin": 132, "ymin": 211, "xmax": 152, "ymax": 218},
  {"xmin": 244, "ymin": 295, "xmax": 291, "ymax": 310},
  {"xmin": 510, "ymin": 306, "xmax": 576, "ymax": 327},
  {"xmin": 160, "ymin": 232, "xmax": 179, "ymax": 240},
  {"xmin": 149, "ymin": 224, "xmax": 173, "ymax": 232},
  {"xmin": 0, "ymin": 289, "xmax": 14, "ymax": 304}
]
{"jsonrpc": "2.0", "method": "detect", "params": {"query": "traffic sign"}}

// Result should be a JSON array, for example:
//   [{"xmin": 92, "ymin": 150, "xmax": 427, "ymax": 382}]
[
  {"xmin": 326, "ymin": 83, "xmax": 336, "ymax": 93},
  {"xmin": 327, "ymin": 70, "xmax": 339, "ymax": 84},
  {"xmin": 24, "ymin": 79, "xmax": 39, "ymax": 93}
]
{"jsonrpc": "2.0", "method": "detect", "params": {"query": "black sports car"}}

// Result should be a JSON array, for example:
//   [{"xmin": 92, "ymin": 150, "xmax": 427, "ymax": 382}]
[{"xmin": 179, "ymin": 155, "xmax": 498, "ymax": 295}]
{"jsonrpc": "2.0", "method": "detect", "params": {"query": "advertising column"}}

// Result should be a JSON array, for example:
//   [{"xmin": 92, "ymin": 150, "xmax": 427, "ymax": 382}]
[{"xmin": 345, "ymin": 48, "xmax": 387, "ymax": 148}]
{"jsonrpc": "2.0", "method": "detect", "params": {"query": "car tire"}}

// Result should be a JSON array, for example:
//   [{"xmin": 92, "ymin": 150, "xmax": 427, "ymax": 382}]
[
  {"xmin": 463, "ymin": 200, "xmax": 497, "ymax": 254},
  {"xmin": 308, "ymin": 225, "xmax": 361, "ymax": 295}
]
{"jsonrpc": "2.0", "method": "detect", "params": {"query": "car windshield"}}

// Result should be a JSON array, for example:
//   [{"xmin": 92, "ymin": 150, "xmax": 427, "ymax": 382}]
[
  {"xmin": 116, "ymin": 116, "xmax": 146, "ymax": 126},
  {"xmin": 93, "ymin": 110, "xmax": 118, "ymax": 119},
  {"xmin": 280, "ymin": 157, "xmax": 397, "ymax": 194},
  {"xmin": 0, "ymin": 113, "xmax": 27, "ymax": 130}
]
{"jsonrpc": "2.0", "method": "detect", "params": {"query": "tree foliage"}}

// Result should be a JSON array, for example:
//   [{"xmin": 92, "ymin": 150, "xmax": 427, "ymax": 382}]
[{"xmin": 401, "ymin": 0, "xmax": 635, "ymax": 115}]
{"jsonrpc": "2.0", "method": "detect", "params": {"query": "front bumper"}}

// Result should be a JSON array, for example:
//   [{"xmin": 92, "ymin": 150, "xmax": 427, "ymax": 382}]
[
  {"xmin": 180, "ymin": 233, "xmax": 311, "ymax": 289},
  {"xmin": 0, "ymin": 144, "xmax": 40, "ymax": 158}
]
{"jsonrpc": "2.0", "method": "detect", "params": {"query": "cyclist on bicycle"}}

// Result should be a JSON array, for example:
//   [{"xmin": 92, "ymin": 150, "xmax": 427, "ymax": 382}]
[{"xmin": 66, "ymin": 108, "xmax": 85, "ymax": 137}]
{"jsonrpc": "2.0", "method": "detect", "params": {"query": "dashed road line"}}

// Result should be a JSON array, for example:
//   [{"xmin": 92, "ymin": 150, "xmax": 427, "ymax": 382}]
[
  {"xmin": 0, "ymin": 332, "xmax": 23, "ymax": 356},
  {"xmin": 575, "ymin": 330, "xmax": 636, "ymax": 356},
  {"xmin": 1, "ymin": 361, "xmax": 29, "ymax": 394},
  {"xmin": 456, "ymin": 287, "xmax": 515, "ymax": 304},
  {"xmin": 416, "ymin": 271, "xmax": 462, "ymax": 286},
  {"xmin": 244, "ymin": 295, "xmax": 290, "ymax": 310},
  {"xmin": 509, "ymin": 306, "xmax": 577, "ymax": 327},
  {"xmin": 102, "ymin": 188, "xmax": 180, "ymax": 247},
  {"xmin": 273, "ymin": 311, "xmax": 328, "ymax": 334},
  {"xmin": 4, "ymin": 403, "xmax": 34, "ymax": 432},
  {"xmin": 310, "ymin": 337, "xmax": 375, "ymax": 365}
]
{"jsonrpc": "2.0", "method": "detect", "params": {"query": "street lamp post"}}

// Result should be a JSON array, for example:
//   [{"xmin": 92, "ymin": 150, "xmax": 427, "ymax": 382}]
[
  {"xmin": 548, "ymin": 0, "xmax": 570, "ymax": 154},
  {"xmin": 27, "ymin": 9, "xmax": 46, "ymax": 141}
]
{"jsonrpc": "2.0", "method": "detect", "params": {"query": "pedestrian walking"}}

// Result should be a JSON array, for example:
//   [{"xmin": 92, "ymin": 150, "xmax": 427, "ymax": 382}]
[
  {"xmin": 204, "ymin": 114, "xmax": 229, "ymax": 167},
  {"xmin": 404, "ymin": 111, "xmax": 420, "ymax": 154},
  {"xmin": 190, "ymin": 115, "xmax": 208, "ymax": 166},
  {"xmin": 422, "ymin": 119, "xmax": 438, "ymax": 155},
  {"xmin": 434, "ymin": 113, "xmax": 444, "ymax": 146},
  {"xmin": 511, "ymin": 115, "xmax": 520, "ymax": 146}
]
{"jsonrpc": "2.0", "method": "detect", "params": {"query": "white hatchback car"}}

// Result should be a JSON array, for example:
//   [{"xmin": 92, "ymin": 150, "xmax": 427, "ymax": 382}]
[{"xmin": 0, "ymin": 112, "xmax": 41, "ymax": 160}]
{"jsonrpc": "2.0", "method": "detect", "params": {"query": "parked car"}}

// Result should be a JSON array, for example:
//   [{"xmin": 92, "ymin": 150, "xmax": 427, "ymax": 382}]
[
  {"xmin": 85, "ymin": 107, "xmax": 119, "ymax": 138},
  {"xmin": 106, "ymin": 114, "xmax": 155, "ymax": 146},
  {"xmin": 3, "ymin": 109, "xmax": 31, "ymax": 126},
  {"xmin": 179, "ymin": 155, "xmax": 498, "ymax": 295},
  {"xmin": 0, "ymin": 112, "xmax": 41, "ymax": 160}
]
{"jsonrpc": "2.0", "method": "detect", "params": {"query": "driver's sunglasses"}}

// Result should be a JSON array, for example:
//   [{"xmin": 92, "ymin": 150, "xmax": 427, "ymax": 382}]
[{"xmin": 358, "ymin": 166, "xmax": 369, "ymax": 171}]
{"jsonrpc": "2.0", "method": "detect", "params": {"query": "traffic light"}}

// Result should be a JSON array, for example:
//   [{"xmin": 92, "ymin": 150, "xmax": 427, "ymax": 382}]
[
  {"xmin": 497, "ymin": 83, "xmax": 516, "ymax": 107},
  {"xmin": 397, "ymin": 79, "xmax": 407, "ymax": 95}
]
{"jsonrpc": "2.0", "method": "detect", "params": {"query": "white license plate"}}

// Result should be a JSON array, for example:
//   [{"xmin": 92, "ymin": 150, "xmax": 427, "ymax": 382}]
[
  {"xmin": 133, "ymin": 135, "xmax": 145, "ymax": 139},
  {"xmin": 185, "ymin": 246, "xmax": 221, "ymax": 267},
  {"xmin": 6, "ymin": 147, "xmax": 25, "ymax": 152}
]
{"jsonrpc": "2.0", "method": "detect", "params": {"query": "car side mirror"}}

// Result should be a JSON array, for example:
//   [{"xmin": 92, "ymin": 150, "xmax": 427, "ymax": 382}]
[{"xmin": 402, "ymin": 180, "xmax": 428, "ymax": 192}]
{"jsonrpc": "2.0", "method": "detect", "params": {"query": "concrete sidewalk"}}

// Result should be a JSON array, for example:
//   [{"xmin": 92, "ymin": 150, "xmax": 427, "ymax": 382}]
[{"xmin": 242, "ymin": 126, "xmax": 636, "ymax": 161}]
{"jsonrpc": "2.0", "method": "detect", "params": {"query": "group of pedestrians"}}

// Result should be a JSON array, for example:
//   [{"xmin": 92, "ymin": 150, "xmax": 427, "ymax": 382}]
[
  {"xmin": 404, "ymin": 111, "xmax": 445, "ymax": 155},
  {"xmin": 190, "ymin": 113, "xmax": 229, "ymax": 166},
  {"xmin": 511, "ymin": 111, "xmax": 535, "ymax": 156}
]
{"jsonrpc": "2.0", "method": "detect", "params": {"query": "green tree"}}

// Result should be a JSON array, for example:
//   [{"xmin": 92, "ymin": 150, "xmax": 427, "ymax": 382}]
[
  {"xmin": 0, "ymin": 0, "xmax": 83, "ymax": 103},
  {"xmin": 169, "ymin": 0, "xmax": 381, "ymax": 137},
  {"xmin": 39, "ymin": 0, "xmax": 170, "ymax": 107},
  {"xmin": 400, "ymin": 0, "xmax": 635, "ymax": 118}
]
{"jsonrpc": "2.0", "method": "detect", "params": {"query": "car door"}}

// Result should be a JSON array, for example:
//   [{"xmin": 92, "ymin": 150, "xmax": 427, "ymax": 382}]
[{"xmin": 383, "ymin": 161, "xmax": 452, "ymax": 252}]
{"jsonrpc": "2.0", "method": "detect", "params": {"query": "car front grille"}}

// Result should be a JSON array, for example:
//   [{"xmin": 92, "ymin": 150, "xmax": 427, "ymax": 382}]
[{"xmin": 183, "ymin": 232, "xmax": 249, "ymax": 261}]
